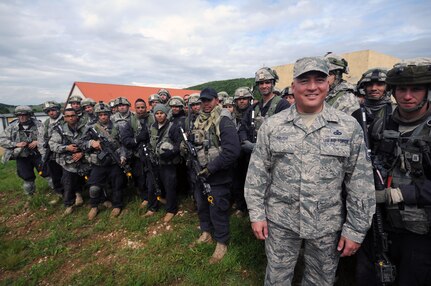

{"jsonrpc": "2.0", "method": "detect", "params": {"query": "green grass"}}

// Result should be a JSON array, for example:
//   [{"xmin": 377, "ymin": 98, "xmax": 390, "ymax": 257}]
[{"xmin": 0, "ymin": 162, "xmax": 266, "ymax": 285}]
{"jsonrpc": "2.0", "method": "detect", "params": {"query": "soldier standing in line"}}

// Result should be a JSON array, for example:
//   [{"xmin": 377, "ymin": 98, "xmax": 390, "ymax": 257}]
[
  {"xmin": 84, "ymin": 102, "xmax": 127, "ymax": 220},
  {"xmin": 148, "ymin": 94, "xmax": 161, "ymax": 113},
  {"xmin": 111, "ymin": 97, "xmax": 138, "ymax": 131},
  {"xmin": 68, "ymin": 95, "xmax": 83, "ymax": 117},
  {"xmin": 231, "ymin": 87, "xmax": 254, "ymax": 217},
  {"xmin": 39, "ymin": 101, "xmax": 64, "ymax": 205},
  {"xmin": 0, "ymin": 106, "xmax": 42, "ymax": 205},
  {"xmin": 359, "ymin": 58, "xmax": 431, "ymax": 286},
  {"xmin": 144, "ymin": 104, "xmax": 181, "ymax": 223},
  {"xmin": 49, "ymin": 107, "xmax": 90, "ymax": 215},
  {"xmin": 157, "ymin": 88, "xmax": 171, "ymax": 106},
  {"xmin": 120, "ymin": 98, "xmax": 153, "ymax": 209},
  {"xmin": 324, "ymin": 52, "xmax": 360, "ymax": 115},
  {"xmin": 81, "ymin": 97, "xmax": 97, "ymax": 125},
  {"xmin": 281, "ymin": 86, "xmax": 295, "ymax": 105},
  {"xmin": 245, "ymin": 57, "xmax": 375, "ymax": 285},
  {"xmin": 109, "ymin": 99, "xmax": 117, "ymax": 114},
  {"xmin": 238, "ymin": 67, "xmax": 290, "ymax": 154},
  {"xmin": 186, "ymin": 87, "xmax": 240, "ymax": 264},
  {"xmin": 217, "ymin": 91, "xmax": 229, "ymax": 106}
]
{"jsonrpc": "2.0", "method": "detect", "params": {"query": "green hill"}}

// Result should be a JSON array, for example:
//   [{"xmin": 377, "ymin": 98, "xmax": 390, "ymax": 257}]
[{"xmin": 186, "ymin": 78, "xmax": 259, "ymax": 99}]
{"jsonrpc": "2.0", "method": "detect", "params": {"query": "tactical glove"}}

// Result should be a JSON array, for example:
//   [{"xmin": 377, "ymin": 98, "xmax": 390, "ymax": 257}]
[
  {"xmin": 241, "ymin": 140, "xmax": 255, "ymax": 153},
  {"xmin": 375, "ymin": 187, "xmax": 403, "ymax": 205}
]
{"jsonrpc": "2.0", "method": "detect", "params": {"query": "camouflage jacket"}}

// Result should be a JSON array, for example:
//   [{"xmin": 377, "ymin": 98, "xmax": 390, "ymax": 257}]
[
  {"xmin": 326, "ymin": 80, "xmax": 360, "ymax": 116},
  {"xmin": 37, "ymin": 115, "xmax": 64, "ymax": 158},
  {"xmin": 0, "ymin": 118, "xmax": 42, "ymax": 162},
  {"xmin": 49, "ymin": 122, "xmax": 90, "ymax": 174},
  {"xmin": 244, "ymin": 103, "xmax": 375, "ymax": 243}
]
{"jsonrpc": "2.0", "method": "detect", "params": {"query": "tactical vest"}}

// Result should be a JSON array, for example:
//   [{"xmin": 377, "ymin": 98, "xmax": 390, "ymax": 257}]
[
  {"xmin": 150, "ymin": 122, "xmax": 180, "ymax": 165},
  {"xmin": 253, "ymin": 95, "xmax": 282, "ymax": 131},
  {"xmin": 87, "ymin": 122, "xmax": 119, "ymax": 166},
  {"xmin": 372, "ymin": 116, "xmax": 431, "ymax": 235},
  {"xmin": 2, "ymin": 118, "xmax": 41, "ymax": 160},
  {"xmin": 191, "ymin": 120, "xmax": 221, "ymax": 168}
]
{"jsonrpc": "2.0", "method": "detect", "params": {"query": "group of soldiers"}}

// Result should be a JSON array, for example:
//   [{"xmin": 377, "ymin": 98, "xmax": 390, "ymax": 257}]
[{"xmin": 1, "ymin": 53, "xmax": 430, "ymax": 284}]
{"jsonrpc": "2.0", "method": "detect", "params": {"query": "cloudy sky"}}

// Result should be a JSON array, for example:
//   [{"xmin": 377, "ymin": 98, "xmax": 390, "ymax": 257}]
[{"xmin": 1, "ymin": 0, "xmax": 430, "ymax": 105}]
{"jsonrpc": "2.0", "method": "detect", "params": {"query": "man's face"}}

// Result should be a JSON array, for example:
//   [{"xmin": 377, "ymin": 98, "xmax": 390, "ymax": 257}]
[
  {"xmin": 184, "ymin": 95, "xmax": 190, "ymax": 104},
  {"xmin": 47, "ymin": 108, "xmax": 60, "ymax": 119},
  {"xmin": 17, "ymin": 114, "xmax": 30, "ymax": 123},
  {"xmin": 365, "ymin": 82, "xmax": 387, "ymax": 100},
  {"xmin": 84, "ymin": 105, "xmax": 94, "ymax": 114},
  {"xmin": 135, "ymin": 102, "xmax": 147, "ymax": 116},
  {"xmin": 292, "ymin": 71, "xmax": 329, "ymax": 114},
  {"xmin": 155, "ymin": 110, "xmax": 167, "ymax": 124},
  {"xmin": 235, "ymin": 97, "xmax": 250, "ymax": 110},
  {"xmin": 150, "ymin": 101, "xmax": 159, "ymax": 108},
  {"xmin": 201, "ymin": 97, "xmax": 218, "ymax": 113},
  {"xmin": 64, "ymin": 110, "xmax": 78, "ymax": 126},
  {"xmin": 98, "ymin": 112, "xmax": 110, "ymax": 124},
  {"xmin": 327, "ymin": 72, "xmax": 336, "ymax": 86},
  {"xmin": 191, "ymin": 103, "xmax": 201, "ymax": 113},
  {"xmin": 159, "ymin": 94, "xmax": 168, "ymax": 103},
  {"xmin": 117, "ymin": 104, "xmax": 129, "ymax": 113},
  {"xmin": 223, "ymin": 104, "xmax": 234, "ymax": 113},
  {"xmin": 71, "ymin": 102, "xmax": 81, "ymax": 111},
  {"xmin": 286, "ymin": 95, "xmax": 295, "ymax": 105},
  {"xmin": 394, "ymin": 84, "xmax": 427, "ymax": 112},
  {"xmin": 171, "ymin": 106, "xmax": 182, "ymax": 115},
  {"xmin": 257, "ymin": 80, "xmax": 273, "ymax": 97}
]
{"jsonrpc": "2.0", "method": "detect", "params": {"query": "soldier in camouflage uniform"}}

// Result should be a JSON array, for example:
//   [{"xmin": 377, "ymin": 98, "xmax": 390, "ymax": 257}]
[
  {"xmin": 49, "ymin": 107, "xmax": 90, "ymax": 215},
  {"xmin": 324, "ymin": 53, "xmax": 360, "ymax": 115},
  {"xmin": 84, "ymin": 102, "xmax": 127, "ymax": 220},
  {"xmin": 157, "ymin": 88, "xmax": 171, "ymax": 105},
  {"xmin": 238, "ymin": 67, "xmax": 290, "ymax": 154},
  {"xmin": 217, "ymin": 91, "xmax": 229, "ymax": 106},
  {"xmin": 360, "ymin": 58, "xmax": 431, "ymax": 286},
  {"xmin": 68, "ymin": 95, "xmax": 83, "ymax": 117},
  {"xmin": 39, "ymin": 101, "xmax": 64, "ymax": 204},
  {"xmin": 111, "ymin": 97, "xmax": 138, "ymax": 133},
  {"xmin": 186, "ymin": 87, "xmax": 240, "ymax": 264},
  {"xmin": 0, "ymin": 106, "xmax": 42, "ymax": 200},
  {"xmin": 244, "ymin": 57, "xmax": 375, "ymax": 285},
  {"xmin": 281, "ymin": 86, "xmax": 295, "ymax": 105},
  {"xmin": 81, "ymin": 97, "xmax": 97, "ymax": 125},
  {"xmin": 148, "ymin": 94, "xmax": 161, "ymax": 112}
]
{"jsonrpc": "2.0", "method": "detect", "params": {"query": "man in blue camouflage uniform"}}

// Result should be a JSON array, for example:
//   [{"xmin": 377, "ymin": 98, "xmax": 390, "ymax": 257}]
[{"xmin": 245, "ymin": 57, "xmax": 375, "ymax": 285}]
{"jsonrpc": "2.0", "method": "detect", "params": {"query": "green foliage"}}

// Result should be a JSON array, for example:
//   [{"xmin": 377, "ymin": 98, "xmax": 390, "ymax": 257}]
[{"xmin": 186, "ymin": 78, "xmax": 255, "ymax": 98}]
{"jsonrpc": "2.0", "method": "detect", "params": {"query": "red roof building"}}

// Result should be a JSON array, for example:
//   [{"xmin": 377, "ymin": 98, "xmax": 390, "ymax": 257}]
[{"xmin": 68, "ymin": 82, "xmax": 201, "ymax": 110}]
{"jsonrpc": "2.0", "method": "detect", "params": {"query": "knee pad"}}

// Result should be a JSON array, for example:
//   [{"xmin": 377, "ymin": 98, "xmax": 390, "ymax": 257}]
[
  {"xmin": 23, "ymin": 180, "xmax": 35, "ymax": 195},
  {"xmin": 89, "ymin": 185, "xmax": 101, "ymax": 198}
]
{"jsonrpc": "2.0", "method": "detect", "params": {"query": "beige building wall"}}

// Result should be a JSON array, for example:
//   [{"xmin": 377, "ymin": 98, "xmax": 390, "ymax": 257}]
[{"xmin": 273, "ymin": 49, "xmax": 400, "ymax": 89}]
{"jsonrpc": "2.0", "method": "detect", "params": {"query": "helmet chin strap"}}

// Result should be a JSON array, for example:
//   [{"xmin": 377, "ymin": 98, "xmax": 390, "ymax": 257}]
[{"xmin": 400, "ymin": 88, "xmax": 431, "ymax": 113}]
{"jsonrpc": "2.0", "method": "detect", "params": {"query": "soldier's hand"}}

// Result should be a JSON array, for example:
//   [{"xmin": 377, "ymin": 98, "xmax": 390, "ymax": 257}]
[
  {"xmin": 90, "ymin": 140, "xmax": 101, "ymax": 150},
  {"xmin": 241, "ymin": 140, "xmax": 255, "ymax": 153},
  {"xmin": 120, "ymin": 156, "xmax": 127, "ymax": 166},
  {"xmin": 251, "ymin": 220, "xmax": 268, "ymax": 240},
  {"xmin": 16, "ymin": 142, "xmax": 27, "ymax": 148},
  {"xmin": 28, "ymin": 140, "xmax": 38, "ymax": 149},
  {"xmin": 337, "ymin": 236, "xmax": 360, "ymax": 257},
  {"xmin": 66, "ymin": 144, "xmax": 79, "ymax": 152},
  {"xmin": 376, "ymin": 188, "xmax": 403, "ymax": 205},
  {"xmin": 72, "ymin": 152, "xmax": 83, "ymax": 162},
  {"xmin": 197, "ymin": 168, "xmax": 210, "ymax": 179}
]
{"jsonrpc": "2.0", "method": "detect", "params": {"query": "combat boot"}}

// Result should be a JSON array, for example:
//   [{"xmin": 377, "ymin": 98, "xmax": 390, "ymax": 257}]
[
  {"xmin": 144, "ymin": 210, "xmax": 156, "ymax": 217},
  {"xmin": 63, "ymin": 206, "xmax": 74, "ymax": 216},
  {"xmin": 163, "ymin": 212, "xmax": 175, "ymax": 223},
  {"xmin": 102, "ymin": 200, "xmax": 112, "ymax": 209},
  {"xmin": 88, "ymin": 207, "xmax": 98, "ymax": 221},
  {"xmin": 110, "ymin": 208, "xmax": 121, "ymax": 218},
  {"xmin": 189, "ymin": 231, "xmax": 213, "ymax": 247},
  {"xmin": 75, "ymin": 193, "xmax": 84, "ymax": 206},
  {"xmin": 209, "ymin": 242, "xmax": 227, "ymax": 264}
]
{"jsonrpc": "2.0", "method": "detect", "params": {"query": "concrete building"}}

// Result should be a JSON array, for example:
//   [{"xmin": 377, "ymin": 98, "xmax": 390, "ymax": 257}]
[{"xmin": 273, "ymin": 49, "xmax": 400, "ymax": 89}]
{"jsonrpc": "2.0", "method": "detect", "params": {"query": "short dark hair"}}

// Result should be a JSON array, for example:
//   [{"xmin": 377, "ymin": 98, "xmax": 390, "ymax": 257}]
[{"xmin": 135, "ymin": 98, "xmax": 146, "ymax": 105}]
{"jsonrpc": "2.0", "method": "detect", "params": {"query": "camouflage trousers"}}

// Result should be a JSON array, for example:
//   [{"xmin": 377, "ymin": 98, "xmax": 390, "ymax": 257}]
[{"xmin": 265, "ymin": 221, "xmax": 340, "ymax": 286}]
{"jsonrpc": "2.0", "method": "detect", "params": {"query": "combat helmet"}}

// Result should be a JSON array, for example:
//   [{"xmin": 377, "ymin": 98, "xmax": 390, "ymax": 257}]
[
  {"xmin": 81, "ymin": 97, "xmax": 96, "ymax": 107},
  {"xmin": 169, "ymin": 96, "xmax": 185, "ymax": 107},
  {"xmin": 68, "ymin": 95, "xmax": 82, "ymax": 103},
  {"xmin": 42, "ymin": 101, "xmax": 61, "ymax": 113},
  {"xmin": 324, "ymin": 53, "xmax": 349, "ymax": 74},
  {"xmin": 14, "ymin": 105, "xmax": 33, "ymax": 116},
  {"xmin": 386, "ymin": 58, "xmax": 431, "ymax": 111},
  {"xmin": 234, "ymin": 87, "xmax": 253, "ymax": 100},
  {"xmin": 217, "ymin": 91, "xmax": 229, "ymax": 102},
  {"xmin": 223, "ymin": 97, "xmax": 235, "ymax": 106},
  {"xmin": 255, "ymin": 67, "xmax": 279, "ymax": 83},
  {"xmin": 157, "ymin": 88, "xmax": 171, "ymax": 98},
  {"xmin": 357, "ymin": 68, "xmax": 388, "ymax": 99},
  {"xmin": 114, "ymin": 97, "xmax": 131, "ymax": 106},
  {"xmin": 188, "ymin": 93, "xmax": 201, "ymax": 105},
  {"xmin": 94, "ymin": 101, "xmax": 111, "ymax": 114},
  {"xmin": 148, "ymin": 94, "xmax": 160, "ymax": 104}
]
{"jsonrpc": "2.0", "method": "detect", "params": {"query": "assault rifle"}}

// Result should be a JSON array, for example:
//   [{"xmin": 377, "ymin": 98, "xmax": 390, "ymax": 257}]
[
  {"xmin": 180, "ymin": 127, "xmax": 213, "ymax": 204},
  {"xmin": 22, "ymin": 129, "xmax": 45, "ymax": 176},
  {"xmin": 87, "ymin": 127, "xmax": 132, "ymax": 179},
  {"xmin": 140, "ymin": 143, "xmax": 162, "ymax": 200},
  {"xmin": 360, "ymin": 107, "xmax": 396, "ymax": 285}
]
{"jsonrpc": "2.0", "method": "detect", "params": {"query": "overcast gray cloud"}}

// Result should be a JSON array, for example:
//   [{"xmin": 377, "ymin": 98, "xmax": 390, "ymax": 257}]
[{"xmin": 0, "ymin": 0, "xmax": 430, "ymax": 105}]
